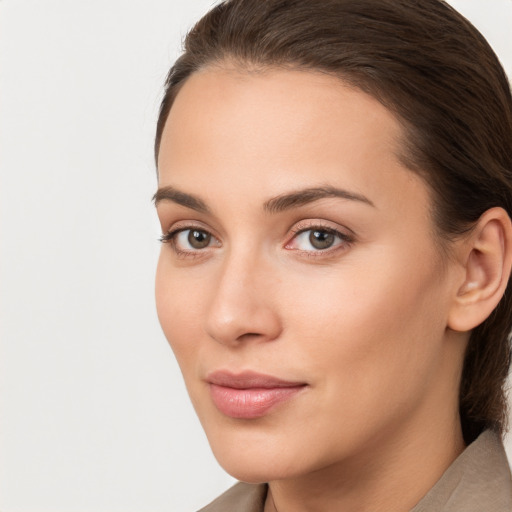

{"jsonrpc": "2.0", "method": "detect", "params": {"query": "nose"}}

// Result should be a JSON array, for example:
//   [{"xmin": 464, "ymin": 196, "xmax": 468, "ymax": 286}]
[{"xmin": 204, "ymin": 251, "xmax": 282, "ymax": 347}]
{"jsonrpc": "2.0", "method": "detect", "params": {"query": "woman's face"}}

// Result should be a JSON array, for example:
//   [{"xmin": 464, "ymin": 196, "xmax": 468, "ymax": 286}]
[{"xmin": 155, "ymin": 68, "xmax": 463, "ymax": 482}]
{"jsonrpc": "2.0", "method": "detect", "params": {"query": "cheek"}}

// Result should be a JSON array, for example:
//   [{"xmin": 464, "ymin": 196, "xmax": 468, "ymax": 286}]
[
  {"xmin": 282, "ymin": 247, "xmax": 448, "ymax": 400},
  {"xmin": 155, "ymin": 253, "xmax": 207, "ymax": 364}
]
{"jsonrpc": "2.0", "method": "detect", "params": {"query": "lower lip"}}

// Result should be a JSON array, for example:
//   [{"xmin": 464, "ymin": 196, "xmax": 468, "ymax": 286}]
[{"xmin": 209, "ymin": 384, "xmax": 305, "ymax": 419}]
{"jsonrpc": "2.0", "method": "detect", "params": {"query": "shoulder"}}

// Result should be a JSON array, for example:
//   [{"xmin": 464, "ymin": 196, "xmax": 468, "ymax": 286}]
[
  {"xmin": 411, "ymin": 430, "xmax": 512, "ymax": 512},
  {"xmin": 197, "ymin": 482, "xmax": 267, "ymax": 512}
]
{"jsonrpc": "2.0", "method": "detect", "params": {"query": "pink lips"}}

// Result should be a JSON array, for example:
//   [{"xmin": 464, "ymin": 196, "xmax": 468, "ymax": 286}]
[{"xmin": 207, "ymin": 371, "xmax": 307, "ymax": 419}]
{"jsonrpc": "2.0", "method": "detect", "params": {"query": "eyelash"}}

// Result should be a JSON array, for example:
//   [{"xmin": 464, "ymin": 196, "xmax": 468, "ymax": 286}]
[
  {"xmin": 159, "ymin": 230, "xmax": 185, "ymax": 244},
  {"xmin": 287, "ymin": 223, "xmax": 354, "ymax": 257},
  {"xmin": 159, "ymin": 222, "xmax": 354, "ymax": 258},
  {"xmin": 159, "ymin": 226, "xmax": 215, "ymax": 258}
]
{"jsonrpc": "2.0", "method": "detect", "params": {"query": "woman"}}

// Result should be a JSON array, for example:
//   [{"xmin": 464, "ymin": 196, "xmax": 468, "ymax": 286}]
[{"xmin": 153, "ymin": 0, "xmax": 512, "ymax": 510}]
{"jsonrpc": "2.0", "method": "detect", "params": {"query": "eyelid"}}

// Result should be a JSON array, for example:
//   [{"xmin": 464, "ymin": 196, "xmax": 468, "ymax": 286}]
[
  {"xmin": 159, "ymin": 222, "xmax": 221, "ymax": 256},
  {"xmin": 287, "ymin": 219, "xmax": 354, "ymax": 239},
  {"xmin": 285, "ymin": 220, "xmax": 355, "ymax": 254},
  {"xmin": 160, "ymin": 219, "xmax": 217, "ymax": 240}
]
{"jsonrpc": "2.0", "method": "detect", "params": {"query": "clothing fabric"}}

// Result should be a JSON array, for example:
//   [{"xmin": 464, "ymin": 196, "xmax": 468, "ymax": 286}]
[{"xmin": 198, "ymin": 430, "xmax": 512, "ymax": 512}]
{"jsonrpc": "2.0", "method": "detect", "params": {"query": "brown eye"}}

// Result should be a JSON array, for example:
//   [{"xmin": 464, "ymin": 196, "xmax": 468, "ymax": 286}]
[
  {"xmin": 285, "ymin": 225, "xmax": 352, "ymax": 253},
  {"xmin": 309, "ymin": 230, "xmax": 335, "ymax": 249},
  {"xmin": 187, "ymin": 229, "xmax": 211, "ymax": 249}
]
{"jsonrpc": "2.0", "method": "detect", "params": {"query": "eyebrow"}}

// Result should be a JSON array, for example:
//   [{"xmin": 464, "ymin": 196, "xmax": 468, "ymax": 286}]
[
  {"xmin": 153, "ymin": 186, "xmax": 210, "ymax": 213},
  {"xmin": 152, "ymin": 185, "xmax": 374, "ymax": 214},
  {"xmin": 263, "ymin": 186, "xmax": 375, "ymax": 214}
]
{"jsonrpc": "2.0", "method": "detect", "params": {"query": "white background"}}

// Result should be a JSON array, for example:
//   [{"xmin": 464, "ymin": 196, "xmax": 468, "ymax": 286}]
[{"xmin": 1, "ymin": 1, "xmax": 511, "ymax": 511}]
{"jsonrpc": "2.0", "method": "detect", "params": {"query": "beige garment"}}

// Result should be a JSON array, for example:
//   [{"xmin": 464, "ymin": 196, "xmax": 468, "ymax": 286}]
[{"xmin": 198, "ymin": 430, "xmax": 512, "ymax": 512}]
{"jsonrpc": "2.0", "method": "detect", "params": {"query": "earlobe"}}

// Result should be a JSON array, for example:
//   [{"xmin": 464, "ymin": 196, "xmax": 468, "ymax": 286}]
[{"xmin": 448, "ymin": 207, "xmax": 512, "ymax": 332}]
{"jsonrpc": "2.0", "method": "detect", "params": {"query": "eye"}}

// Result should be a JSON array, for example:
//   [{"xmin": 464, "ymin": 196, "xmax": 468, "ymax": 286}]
[
  {"xmin": 178, "ymin": 229, "xmax": 212, "ymax": 249},
  {"xmin": 286, "ymin": 226, "xmax": 352, "ymax": 252},
  {"xmin": 160, "ymin": 227, "xmax": 219, "ymax": 252}
]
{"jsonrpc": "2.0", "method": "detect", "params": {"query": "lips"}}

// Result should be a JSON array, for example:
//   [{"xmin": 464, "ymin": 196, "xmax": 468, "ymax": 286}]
[{"xmin": 206, "ymin": 370, "xmax": 307, "ymax": 419}]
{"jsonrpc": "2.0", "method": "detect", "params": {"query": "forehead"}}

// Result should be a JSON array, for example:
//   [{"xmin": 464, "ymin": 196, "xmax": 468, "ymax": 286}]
[
  {"xmin": 160, "ymin": 66, "xmax": 404, "ymax": 165},
  {"xmin": 157, "ymin": 66, "xmax": 430, "ymax": 220}
]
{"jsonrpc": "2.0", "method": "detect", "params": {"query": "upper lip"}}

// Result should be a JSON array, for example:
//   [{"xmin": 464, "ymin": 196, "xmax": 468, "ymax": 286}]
[{"xmin": 206, "ymin": 370, "xmax": 307, "ymax": 389}]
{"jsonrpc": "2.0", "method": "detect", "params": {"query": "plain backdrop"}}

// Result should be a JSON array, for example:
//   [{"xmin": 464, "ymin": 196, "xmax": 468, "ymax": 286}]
[{"xmin": 1, "ymin": 1, "xmax": 511, "ymax": 511}]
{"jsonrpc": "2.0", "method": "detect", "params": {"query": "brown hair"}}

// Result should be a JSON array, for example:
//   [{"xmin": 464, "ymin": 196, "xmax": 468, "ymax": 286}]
[{"xmin": 155, "ymin": 0, "xmax": 512, "ymax": 443}]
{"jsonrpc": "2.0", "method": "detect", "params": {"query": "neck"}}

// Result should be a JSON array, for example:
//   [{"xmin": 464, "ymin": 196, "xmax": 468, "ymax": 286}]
[{"xmin": 264, "ymin": 411, "xmax": 465, "ymax": 512}]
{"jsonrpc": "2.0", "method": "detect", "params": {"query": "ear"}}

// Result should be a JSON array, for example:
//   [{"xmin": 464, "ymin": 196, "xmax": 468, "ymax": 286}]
[{"xmin": 448, "ymin": 207, "xmax": 512, "ymax": 332}]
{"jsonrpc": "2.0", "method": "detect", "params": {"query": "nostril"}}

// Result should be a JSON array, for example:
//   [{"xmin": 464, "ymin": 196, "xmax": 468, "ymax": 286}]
[{"xmin": 235, "ymin": 332, "xmax": 266, "ymax": 342}]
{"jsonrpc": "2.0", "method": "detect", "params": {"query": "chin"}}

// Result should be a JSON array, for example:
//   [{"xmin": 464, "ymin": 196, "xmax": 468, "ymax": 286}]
[
  {"xmin": 214, "ymin": 454, "xmax": 300, "ymax": 484},
  {"xmin": 205, "ymin": 431, "xmax": 283, "ymax": 482},
  {"xmin": 204, "ymin": 424, "xmax": 327, "ymax": 484}
]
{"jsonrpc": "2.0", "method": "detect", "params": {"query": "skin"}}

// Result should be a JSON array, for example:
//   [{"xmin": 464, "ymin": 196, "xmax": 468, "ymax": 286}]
[{"xmin": 154, "ymin": 67, "xmax": 509, "ymax": 511}]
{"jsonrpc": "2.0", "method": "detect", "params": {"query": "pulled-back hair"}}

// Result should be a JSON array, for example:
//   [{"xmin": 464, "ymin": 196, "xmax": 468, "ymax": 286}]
[{"xmin": 155, "ymin": 0, "xmax": 512, "ymax": 443}]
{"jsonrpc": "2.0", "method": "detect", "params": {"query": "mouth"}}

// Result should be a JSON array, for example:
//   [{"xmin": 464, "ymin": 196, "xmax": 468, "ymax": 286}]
[{"xmin": 206, "ymin": 370, "xmax": 308, "ymax": 419}]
